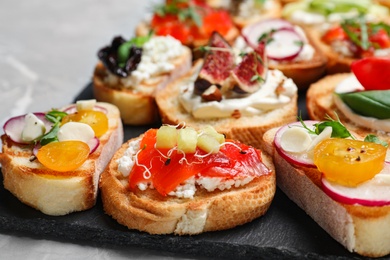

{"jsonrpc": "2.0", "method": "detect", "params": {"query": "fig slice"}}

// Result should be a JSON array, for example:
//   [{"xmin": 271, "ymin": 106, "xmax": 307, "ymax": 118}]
[
  {"xmin": 230, "ymin": 43, "xmax": 268, "ymax": 94},
  {"xmin": 195, "ymin": 32, "xmax": 236, "ymax": 93}
]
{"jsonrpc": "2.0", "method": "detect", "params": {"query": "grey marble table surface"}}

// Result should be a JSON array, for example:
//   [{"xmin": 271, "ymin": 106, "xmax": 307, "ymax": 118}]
[{"xmin": 0, "ymin": 1, "xmax": 197, "ymax": 259}]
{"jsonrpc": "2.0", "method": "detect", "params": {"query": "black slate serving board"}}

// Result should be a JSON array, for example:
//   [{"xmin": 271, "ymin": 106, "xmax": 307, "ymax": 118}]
[{"xmin": 0, "ymin": 85, "xmax": 376, "ymax": 260}]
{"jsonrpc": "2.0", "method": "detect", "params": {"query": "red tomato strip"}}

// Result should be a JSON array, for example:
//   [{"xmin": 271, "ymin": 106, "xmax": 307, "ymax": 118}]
[{"xmin": 128, "ymin": 129, "xmax": 270, "ymax": 196}]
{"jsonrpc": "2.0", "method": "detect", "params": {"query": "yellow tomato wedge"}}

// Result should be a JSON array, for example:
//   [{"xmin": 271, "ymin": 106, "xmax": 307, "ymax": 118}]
[
  {"xmin": 37, "ymin": 140, "xmax": 90, "ymax": 172},
  {"xmin": 62, "ymin": 110, "xmax": 108, "ymax": 137},
  {"xmin": 313, "ymin": 138, "xmax": 386, "ymax": 186}
]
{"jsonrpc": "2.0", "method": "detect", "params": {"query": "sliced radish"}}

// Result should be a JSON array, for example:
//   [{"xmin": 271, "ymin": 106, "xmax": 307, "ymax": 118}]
[
  {"xmin": 242, "ymin": 18, "xmax": 294, "ymax": 47},
  {"xmin": 266, "ymin": 28, "xmax": 304, "ymax": 61},
  {"xmin": 63, "ymin": 105, "xmax": 108, "ymax": 114},
  {"xmin": 32, "ymin": 143, "xmax": 41, "ymax": 157},
  {"xmin": 274, "ymin": 121, "xmax": 320, "ymax": 168},
  {"xmin": 3, "ymin": 113, "xmax": 53, "ymax": 144},
  {"xmin": 88, "ymin": 137, "xmax": 100, "ymax": 154},
  {"xmin": 321, "ymin": 162, "xmax": 390, "ymax": 206}
]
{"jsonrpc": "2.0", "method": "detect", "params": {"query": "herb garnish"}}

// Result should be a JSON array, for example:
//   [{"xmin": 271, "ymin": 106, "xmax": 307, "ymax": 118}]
[
  {"xmin": 39, "ymin": 110, "xmax": 68, "ymax": 145},
  {"xmin": 153, "ymin": 0, "xmax": 203, "ymax": 27},
  {"xmin": 298, "ymin": 113, "xmax": 389, "ymax": 147}
]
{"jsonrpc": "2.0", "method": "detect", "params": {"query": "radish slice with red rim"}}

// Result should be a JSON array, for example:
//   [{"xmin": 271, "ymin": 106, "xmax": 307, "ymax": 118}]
[
  {"xmin": 88, "ymin": 137, "xmax": 100, "ymax": 154},
  {"xmin": 63, "ymin": 105, "xmax": 108, "ymax": 114},
  {"xmin": 242, "ymin": 18, "xmax": 294, "ymax": 47},
  {"xmin": 321, "ymin": 162, "xmax": 390, "ymax": 206},
  {"xmin": 266, "ymin": 28, "xmax": 304, "ymax": 61},
  {"xmin": 3, "ymin": 113, "xmax": 53, "ymax": 144},
  {"xmin": 274, "ymin": 121, "xmax": 319, "ymax": 168}
]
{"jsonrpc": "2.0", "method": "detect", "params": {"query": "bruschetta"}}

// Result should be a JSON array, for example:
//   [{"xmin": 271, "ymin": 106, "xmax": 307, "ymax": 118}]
[
  {"xmin": 0, "ymin": 100, "xmax": 123, "ymax": 216},
  {"xmin": 262, "ymin": 118, "xmax": 390, "ymax": 258},
  {"xmin": 99, "ymin": 124, "xmax": 275, "ymax": 235},
  {"xmin": 93, "ymin": 35, "xmax": 192, "ymax": 125}
]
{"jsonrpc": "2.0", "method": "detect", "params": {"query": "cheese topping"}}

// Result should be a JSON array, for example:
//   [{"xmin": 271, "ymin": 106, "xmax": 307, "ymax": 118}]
[
  {"xmin": 179, "ymin": 69, "xmax": 297, "ymax": 119},
  {"xmin": 334, "ymin": 75, "xmax": 390, "ymax": 132},
  {"xmin": 104, "ymin": 36, "xmax": 186, "ymax": 90}
]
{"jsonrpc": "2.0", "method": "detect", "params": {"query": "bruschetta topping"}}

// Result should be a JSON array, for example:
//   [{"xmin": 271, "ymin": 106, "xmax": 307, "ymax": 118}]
[
  {"xmin": 275, "ymin": 119, "xmax": 389, "ymax": 205},
  {"xmin": 150, "ymin": 0, "xmax": 235, "ymax": 46},
  {"xmin": 333, "ymin": 57, "xmax": 390, "ymax": 131},
  {"xmin": 236, "ymin": 18, "xmax": 315, "ymax": 63},
  {"xmin": 321, "ymin": 18, "xmax": 390, "ymax": 58},
  {"xmin": 99, "ymin": 35, "xmax": 187, "ymax": 88},
  {"xmin": 282, "ymin": 0, "xmax": 388, "ymax": 26},
  {"xmin": 118, "ymin": 125, "xmax": 271, "ymax": 197},
  {"xmin": 2, "ymin": 100, "xmax": 108, "ymax": 171}
]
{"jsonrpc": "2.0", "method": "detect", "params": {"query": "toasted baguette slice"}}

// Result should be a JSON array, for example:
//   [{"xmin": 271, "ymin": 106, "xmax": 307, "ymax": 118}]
[
  {"xmin": 0, "ymin": 102, "xmax": 123, "ymax": 216},
  {"xmin": 99, "ymin": 135, "xmax": 276, "ymax": 235},
  {"xmin": 306, "ymin": 73, "xmax": 390, "ymax": 143},
  {"xmin": 155, "ymin": 63, "xmax": 298, "ymax": 150},
  {"xmin": 306, "ymin": 27, "xmax": 356, "ymax": 74},
  {"xmin": 263, "ymin": 127, "xmax": 390, "ymax": 258},
  {"xmin": 268, "ymin": 28, "xmax": 328, "ymax": 90},
  {"xmin": 93, "ymin": 45, "xmax": 192, "ymax": 125},
  {"xmin": 231, "ymin": 0, "xmax": 283, "ymax": 29}
]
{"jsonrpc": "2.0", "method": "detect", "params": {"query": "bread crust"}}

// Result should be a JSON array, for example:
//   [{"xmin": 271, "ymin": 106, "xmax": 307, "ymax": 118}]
[
  {"xmin": 269, "ymin": 28, "xmax": 328, "ymax": 90},
  {"xmin": 263, "ymin": 127, "xmax": 390, "ymax": 258},
  {"xmin": 99, "ymin": 136, "xmax": 276, "ymax": 235},
  {"xmin": 306, "ymin": 73, "xmax": 390, "ymax": 143},
  {"xmin": 155, "ymin": 64, "xmax": 298, "ymax": 151},
  {"xmin": 92, "ymin": 45, "xmax": 192, "ymax": 125},
  {"xmin": 0, "ymin": 102, "xmax": 123, "ymax": 216}
]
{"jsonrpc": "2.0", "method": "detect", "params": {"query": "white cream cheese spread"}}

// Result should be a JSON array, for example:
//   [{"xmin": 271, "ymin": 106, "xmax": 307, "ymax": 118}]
[
  {"xmin": 104, "ymin": 36, "xmax": 186, "ymax": 89},
  {"xmin": 179, "ymin": 69, "xmax": 297, "ymax": 119}
]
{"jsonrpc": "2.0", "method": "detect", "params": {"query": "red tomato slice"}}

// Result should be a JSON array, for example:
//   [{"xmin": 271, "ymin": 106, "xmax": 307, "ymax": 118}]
[
  {"xmin": 128, "ymin": 130, "xmax": 269, "ymax": 196},
  {"xmin": 321, "ymin": 26, "xmax": 347, "ymax": 43},
  {"xmin": 351, "ymin": 57, "xmax": 390, "ymax": 90},
  {"xmin": 369, "ymin": 28, "xmax": 390, "ymax": 49}
]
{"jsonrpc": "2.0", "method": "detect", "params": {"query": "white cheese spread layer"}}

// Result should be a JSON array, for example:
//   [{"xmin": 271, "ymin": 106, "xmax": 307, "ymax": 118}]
[
  {"xmin": 334, "ymin": 75, "xmax": 390, "ymax": 132},
  {"xmin": 179, "ymin": 69, "xmax": 297, "ymax": 119},
  {"xmin": 104, "ymin": 36, "xmax": 185, "ymax": 89}
]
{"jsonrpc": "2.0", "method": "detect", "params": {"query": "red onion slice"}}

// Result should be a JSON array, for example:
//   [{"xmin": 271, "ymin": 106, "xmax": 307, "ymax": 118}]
[
  {"xmin": 3, "ymin": 113, "xmax": 53, "ymax": 144},
  {"xmin": 266, "ymin": 28, "xmax": 304, "ymax": 61}
]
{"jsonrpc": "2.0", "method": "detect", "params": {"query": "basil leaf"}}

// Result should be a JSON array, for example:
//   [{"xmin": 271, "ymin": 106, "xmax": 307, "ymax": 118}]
[
  {"xmin": 364, "ymin": 134, "xmax": 389, "ymax": 147},
  {"xmin": 314, "ymin": 121, "xmax": 354, "ymax": 138},
  {"xmin": 336, "ymin": 90, "xmax": 390, "ymax": 119},
  {"xmin": 39, "ymin": 123, "xmax": 60, "ymax": 145},
  {"xmin": 45, "ymin": 110, "xmax": 67, "ymax": 123}
]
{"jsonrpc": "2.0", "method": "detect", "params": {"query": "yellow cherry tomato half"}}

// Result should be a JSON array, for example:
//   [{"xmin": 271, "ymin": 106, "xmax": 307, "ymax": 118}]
[
  {"xmin": 313, "ymin": 138, "xmax": 386, "ymax": 186},
  {"xmin": 37, "ymin": 140, "xmax": 90, "ymax": 172},
  {"xmin": 62, "ymin": 110, "xmax": 108, "ymax": 137}
]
